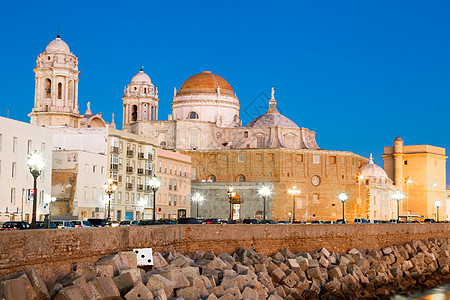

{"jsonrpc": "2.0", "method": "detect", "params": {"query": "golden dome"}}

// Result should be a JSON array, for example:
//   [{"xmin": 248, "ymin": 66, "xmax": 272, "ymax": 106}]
[{"xmin": 177, "ymin": 71, "xmax": 235, "ymax": 97}]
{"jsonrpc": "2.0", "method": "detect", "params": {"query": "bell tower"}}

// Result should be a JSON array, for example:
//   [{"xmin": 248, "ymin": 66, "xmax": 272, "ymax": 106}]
[{"xmin": 29, "ymin": 35, "xmax": 81, "ymax": 127}]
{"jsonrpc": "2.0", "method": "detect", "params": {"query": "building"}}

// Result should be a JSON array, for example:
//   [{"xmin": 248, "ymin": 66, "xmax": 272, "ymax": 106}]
[
  {"xmin": 0, "ymin": 117, "xmax": 53, "ymax": 223},
  {"xmin": 52, "ymin": 150, "xmax": 107, "ymax": 219},
  {"xmin": 383, "ymin": 138, "xmax": 447, "ymax": 220},
  {"xmin": 155, "ymin": 148, "xmax": 192, "ymax": 219}
]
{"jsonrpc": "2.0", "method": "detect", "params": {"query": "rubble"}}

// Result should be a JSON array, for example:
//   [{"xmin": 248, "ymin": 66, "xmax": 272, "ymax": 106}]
[{"xmin": 1, "ymin": 238, "xmax": 450, "ymax": 299}]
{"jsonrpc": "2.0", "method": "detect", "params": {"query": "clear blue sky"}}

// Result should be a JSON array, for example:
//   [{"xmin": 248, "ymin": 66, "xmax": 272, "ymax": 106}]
[{"xmin": 0, "ymin": 0, "xmax": 449, "ymax": 185}]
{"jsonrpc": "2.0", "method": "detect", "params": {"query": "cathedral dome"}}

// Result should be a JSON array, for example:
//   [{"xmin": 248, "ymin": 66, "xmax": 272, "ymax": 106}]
[
  {"xmin": 177, "ymin": 71, "xmax": 235, "ymax": 97},
  {"xmin": 359, "ymin": 154, "xmax": 388, "ymax": 179},
  {"xmin": 246, "ymin": 88, "xmax": 299, "ymax": 128},
  {"xmin": 45, "ymin": 36, "xmax": 71, "ymax": 54},
  {"xmin": 131, "ymin": 69, "xmax": 152, "ymax": 84}
]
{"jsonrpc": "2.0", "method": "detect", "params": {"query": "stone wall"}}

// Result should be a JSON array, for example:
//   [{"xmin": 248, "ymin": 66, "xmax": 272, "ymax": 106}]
[{"xmin": 0, "ymin": 224, "xmax": 449, "ymax": 282}]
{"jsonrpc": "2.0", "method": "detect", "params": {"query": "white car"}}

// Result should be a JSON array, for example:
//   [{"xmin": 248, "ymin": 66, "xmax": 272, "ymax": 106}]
[
  {"xmin": 53, "ymin": 221, "xmax": 75, "ymax": 229},
  {"xmin": 72, "ymin": 220, "xmax": 93, "ymax": 228}
]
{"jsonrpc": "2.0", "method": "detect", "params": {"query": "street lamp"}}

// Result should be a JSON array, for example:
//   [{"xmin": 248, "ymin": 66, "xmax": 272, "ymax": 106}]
[
  {"xmin": 435, "ymin": 200, "xmax": 441, "ymax": 222},
  {"xmin": 192, "ymin": 193, "xmax": 205, "ymax": 218},
  {"xmin": 288, "ymin": 186, "xmax": 301, "ymax": 222},
  {"xmin": 103, "ymin": 178, "xmax": 118, "ymax": 221},
  {"xmin": 406, "ymin": 178, "xmax": 412, "ymax": 214},
  {"xmin": 338, "ymin": 192, "xmax": 348, "ymax": 223},
  {"xmin": 227, "ymin": 186, "xmax": 236, "ymax": 220},
  {"xmin": 392, "ymin": 190, "xmax": 405, "ymax": 222},
  {"xmin": 358, "ymin": 175, "xmax": 364, "ymax": 218},
  {"xmin": 258, "ymin": 186, "xmax": 272, "ymax": 222},
  {"xmin": 148, "ymin": 175, "xmax": 162, "ymax": 221},
  {"xmin": 27, "ymin": 151, "xmax": 45, "ymax": 229}
]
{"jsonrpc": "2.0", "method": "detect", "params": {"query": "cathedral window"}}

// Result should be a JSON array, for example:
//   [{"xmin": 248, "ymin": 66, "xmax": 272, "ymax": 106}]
[
  {"xmin": 57, "ymin": 83, "xmax": 62, "ymax": 99},
  {"xmin": 189, "ymin": 130, "xmax": 199, "ymax": 149},
  {"xmin": 68, "ymin": 80, "xmax": 74, "ymax": 101},
  {"xmin": 188, "ymin": 111, "xmax": 199, "ymax": 119},
  {"xmin": 244, "ymin": 131, "xmax": 248, "ymax": 138},
  {"xmin": 296, "ymin": 154, "xmax": 304, "ymax": 162},
  {"xmin": 237, "ymin": 175, "xmax": 246, "ymax": 182},
  {"xmin": 45, "ymin": 79, "xmax": 51, "ymax": 98},
  {"xmin": 238, "ymin": 154, "xmax": 245, "ymax": 162},
  {"xmin": 313, "ymin": 155, "xmax": 320, "ymax": 164},
  {"xmin": 329, "ymin": 156, "xmax": 336, "ymax": 164},
  {"xmin": 234, "ymin": 115, "xmax": 238, "ymax": 123},
  {"xmin": 208, "ymin": 175, "xmax": 217, "ymax": 182},
  {"xmin": 257, "ymin": 137, "xmax": 265, "ymax": 148},
  {"xmin": 132, "ymin": 105, "xmax": 138, "ymax": 121}
]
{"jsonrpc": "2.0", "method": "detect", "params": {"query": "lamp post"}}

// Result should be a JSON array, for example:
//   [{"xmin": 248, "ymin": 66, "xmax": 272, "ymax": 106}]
[
  {"xmin": 103, "ymin": 177, "xmax": 118, "ymax": 221},
  {"xmin": 406, "ymin": 178, "xmax": 412, "ymax": 214},
  {"xmin": 227, "ymin": 186, "xmax": 236, "ymax": 220},
  {"xmin": 258, "ymin": 186, "xmax": 272, "ymax": 222},
  {"xmin": 392, "ymin": 190, "xmax": 405, "ymax": 222},
  {"xmin": 288, "ymin": 186, "xmax": 301, "ymax": 223},
  {"xmin": 358, "ymin": 175, "xmax": 364, "ymax": 218},
  {"xmin": 27, "ymin": 151, "xmax": 45, "ymax": 229},
  {"xmin": 149, "ymin": 175, "xmax": 162, "ymax": 221},
  {"xmin": 192, "ymin": 193, "xmax": 205, "ymax": 218},
  {"xmin": 338, "ymin": 192, "xmax": 348, "ymax": 223},
  {"xmin": 435, "ymin": 200, "xmax": 441, "ymax": 222}
]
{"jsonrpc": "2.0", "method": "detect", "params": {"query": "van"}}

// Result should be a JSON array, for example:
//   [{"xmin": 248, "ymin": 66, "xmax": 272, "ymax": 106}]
[
  {"xmin": 87, "ymin": 218, "xmax": 110, "ymax": 227},
  {"xmin": 53, "ymin": 221, "xmax": 75, "ymax": 229}
]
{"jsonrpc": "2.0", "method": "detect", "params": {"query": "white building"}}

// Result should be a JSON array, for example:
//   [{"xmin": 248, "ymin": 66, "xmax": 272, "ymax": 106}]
[{"xmin": 0, "ymin": 117, "xmax": 53, "ymax": 223}]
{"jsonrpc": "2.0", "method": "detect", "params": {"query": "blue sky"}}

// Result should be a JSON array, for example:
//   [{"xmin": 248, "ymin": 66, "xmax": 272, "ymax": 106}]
[{"xmin": 0, "ymin": 0, "xmax": 449, "ymax": 185}]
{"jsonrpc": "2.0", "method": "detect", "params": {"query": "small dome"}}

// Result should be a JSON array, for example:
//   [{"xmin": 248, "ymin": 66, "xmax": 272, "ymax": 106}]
[
  {"xmin": 394, "ymin": 137, "xmax": 403, "ymax": 142},
  {"xmin": 131, "ymin": 69, "xmax": 152, "ymax": 84},
  {"xmin": 177, "ymin": 71, "xmax": 235, "ymax": 97},
  {"xmin": 45, "ymin": 36, "xmax": 71, "ymax": 54},
  {"xmin": 359, "ymin": 154, "xmax": 388, "ymax": 179}
]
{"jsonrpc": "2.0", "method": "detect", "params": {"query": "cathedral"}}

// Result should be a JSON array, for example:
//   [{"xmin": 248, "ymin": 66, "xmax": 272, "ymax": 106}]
[{"xmin": 30, "ymin": 35, "xmax": 441, "ymax": 222}]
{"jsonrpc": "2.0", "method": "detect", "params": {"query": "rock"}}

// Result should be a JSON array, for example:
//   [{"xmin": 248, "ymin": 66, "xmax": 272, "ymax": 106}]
[
  {"xmin": 319, "ymin": 256, "xmax": 330, "ymax": 268},
  {"xmin": 220, "ymin": 276, "xmax": 239, "ymax": 290},
  {"xmin": 206, "ymin": 294, "xmax": 219, "ymax": 300},
  {"xmin": 192, "ymin": 277, "xmax": 209, "ymax": 298},
  {"xmin": 59, "ymin": 274, "xmax": 92, "ymax": 299},
  {"xmin": 170, "ymin": 255, "xmax": 193, "ymax": 268},
  {"xmin": 47, "ymin": 282, "xmax": 64, "ymax": 299},
  {"xmin": 295, "ymin": 256, "xmax": 309, "ymax": 271},
  {"xmin": 26, "ymin": 268, "xmax": 50, "ymax": 300},
  {"xmin": 267, "ymin": 294, "xmax": 284, "ymax": 300},
  {"xmin": 241, "ymin": 287, "xmax": 259, "ymax": 299},
  {"xmin": 281, "ymin": 272, "xmax": 298, "ymax": 288},
  {"xmin": 319, "ymin": 247, "xmax": 330, "ymax": 258},
  {"xmin": 208, "ymin": 286, "xmax": 225, "ymax": 298},
  {"xmin": 124, "ymin": 282, "xmax": 154, "ymax": 300},
  {"xmin": 159, "ymin": 269, "xmax": 190, "ymax": 289},
  {"xmin": 272, "ymin": 252, "xmax": 285, "ymax": 262},
  {"xmin": 146, "ymin": 274, "xmax": 174, "ymax": 298},
  {"xmin": 279, "ymin": 248, "xmax": 296, "ymax": 259},
  {"xmin": 176, "ymin": 286, "xmax": 199, "ymax": 300},
  {"xmin": 152, "ymin": 289, "xmax": 167, "ymax": 300},
  {"xmin": 113, "ymin": 268, "xmax": 142, "ymax": 294},
  {"xmin": 75, "ymin": 264, "xmax": 97, "ymax": 282},
  {"xmin": 120, "ymin": 251, "xmax": 138, "ymax": 268},
  {"xmin": 269, "ymin": 267, "xmax": 285, "ymax": 283},
  {"xmin": 89, "ymin": 277, "xmax": 121, "ymax": 300},
  {"xmin": 96, "ymin": 264, "xmax": 115, "ymax": 277},
  {"xmin": 0, "ymin": 273, "xmax": 37, "ymax": 300},
  {"xmin": 153, "ymin": 252, "xmax": 169, "ymax": 269},
  {"xmin": 224, "ymin": 286, "xmax": 243, "ymax": 299},
  {"xmin": 54, "ymin": 285, "xmax": 90, "ymax": 300},
  {"xmin": 328, "ymin": 266, "xmax": 343, "ymax": 279},
  {"xmin": 181, "ymin": 266, "xmax": 201, "ymax": 284},
  {"xmin": 97, "ymin": 254, "xmax": 129, "ymax": 276}
]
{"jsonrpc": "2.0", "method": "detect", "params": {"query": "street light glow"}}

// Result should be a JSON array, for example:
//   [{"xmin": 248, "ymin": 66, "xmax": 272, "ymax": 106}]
[
  {"xmin": 338, "ymin": 192, "xmax": 348, "ymax": 203},
  {"xmin": 258, "ymin": 186, "xmax": 272, "ymax": 197},
  {"xmin": 149, "ymin": 175, "xmax": 162, "ymax": 191},
  {"xmin": 288, "ymin": 186, "xmax": 301, "ymax": 195},
  {"xmin": 406, "ymin": 179, "xmax": 412, "ymax": 184},
  {"xmin": 435, "ymin": 200, "xmax": 442, "ymax": 208},
  {"xmin": 27, "ymin": 151, "xmax": 45, "ymax": 173},
  {"xmin": 392, "ymin": 190, "xmax": 405, "ymax": 202},
  {"xmin": 432, "ymin": 183, "xmax": 438, "ymax": 188},
  {"xmin": 192, "ymin": 192, "xmax": 205, "ymax": 203}
]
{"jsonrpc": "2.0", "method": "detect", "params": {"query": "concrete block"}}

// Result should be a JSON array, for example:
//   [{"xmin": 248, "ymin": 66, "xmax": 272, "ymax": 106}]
[
  {"xmin": 75, "ymin": 264, "xmax": 97, "ymax": 282},
  {"xmin": 153, "ymin": 252, "xmax": 169, "ymax": 269},
  {"xmin": 113, "ymin": 268, "xmax": 142, "ymax": 294},
  {"xmin": 146, "ymin": 274, "xmax": 174, "ymax": 298},
  {"xmin": 0, "ymin": 273, "xmax": 37, "ymax": 300},
  {"xmin": 26, "ymin": 268, "xmax": 50, "ymax": 300},
  {"xmin": 96, "ymin": 264, "xmax": 115, "ymax": 278},
  {"xmin": 59, "ymin": 274, "xmax": 92, "ymax": 299},
  {"xmin": 121, "ymin": 251, "xmax": 138, "ymax": 268},
  {"xmin": 224, "ymin": 286, "xmax": 242, "ymax": 299},
  {"xmin": 54, "ymin": 285, "xmax": 90, "ymax": 300},
  {"xmin": 152, "ymin": 289, "xmax": 167, "ymax": 300},
  {"xmin": 124, "ymin": 282, "xmax": 154, "ymax": 300},
  {"xmin": 241, "ymin": 287, "xmax": 259, "ymax": 300},
  {"xmin": 176, "ymin": 286, "xmax": 199, "ymax": 300},
  {"xmin": 269, "ymin": 267, "xmax": 285, "ymax": 283},
  {"xmin": 208, "ymin": 286, "xmax": 225, "ymax": 298},
  {"xmin": 158, "ymin": 268, "xmax": 190, "ymax": 289},
  {"xmin": 89, "ymin": 277, "xmax": 121, "ymax": 299}
]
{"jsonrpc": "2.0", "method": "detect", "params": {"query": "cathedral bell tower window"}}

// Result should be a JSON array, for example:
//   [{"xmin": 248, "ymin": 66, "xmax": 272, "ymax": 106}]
[
  {"xmin": 132, "ymin": 105, "xmax": 138, "ymax": 122},
  {"xmin": 58, "ymin": 83, "xmax": 62, "ymax": 99},
  {"xmin": 45, "ymin": 79, "xmax": 51, "ymax": 98},
  {"xmin": 188, "ymin": 111, "xmax": 199, "ymax": 119}
]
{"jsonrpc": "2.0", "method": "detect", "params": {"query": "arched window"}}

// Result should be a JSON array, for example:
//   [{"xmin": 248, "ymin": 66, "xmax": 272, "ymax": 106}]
[
  {"xmin": 237, "ymin": 175, "xmax": 246, "ymax": 182},
  {"xmin": 151, "ymin": 106, "xmax": 154, "ymax": 121},
  {"xmin": 244, "ymin": 131, "xmax": 248, "ymax": 138},
  {"xmin": 188, "ymin": 111, "xmax": 199, "ymax": 119},
  {"xmin": 144, "ymin": 88, "xmax": 147, "ymax": 93},
  {"xmin": 68, "ymin": 81, "xmax": 74, "ymax": 101},
  {"xmin": 57, "ymin": 83, "xmax": 62, "ymax": 99},
  {"xmin": 132, "ymin": 105, "xmax": 138, "ymax": 121},
  {"xmin": 207, "ymin": 175, "xmax": 217, "ymax": 182},
  {"xmin": 234, "ymin": 115, "xmax": 238, "ymax": 123},
  {"xmin": 45, "ymin": 79, "xmax": 51, "ymax": 98}
]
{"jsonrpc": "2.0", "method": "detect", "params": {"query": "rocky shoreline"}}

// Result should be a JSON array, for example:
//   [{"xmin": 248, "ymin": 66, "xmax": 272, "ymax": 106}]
[{"xmin": 1, "ymin": 238, "xmax": 450, "ymax": 299}]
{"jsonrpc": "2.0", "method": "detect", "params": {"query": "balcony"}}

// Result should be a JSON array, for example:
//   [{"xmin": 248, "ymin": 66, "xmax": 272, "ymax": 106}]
[
  {"xmin": 137, "ymin": 184, "xmax": 144, "ymax": 191},
  {"xmin": 110, "ymin": 164, "xmax": 119, "ymax": 171},
  {"xmin": 127, "ymin": 150, "xmax": 134, "ymax": 157},
  {"xmin": 111, "ymin": 146, "xmax": 119, "ymax": 154},
  {"xmin": 126, "ymin": 183, "xmax": 133, "ymax": 190},
  {"xmin": 126, "ymin": 167, "xmax": 133, "ymax": 173},
  {"xmin": 137, "ymin": 168, "xmax": 144, "ymax": 175},
  {"xmin": 138, "ymin": 152, "xmax": 145, "ymax": 159}
]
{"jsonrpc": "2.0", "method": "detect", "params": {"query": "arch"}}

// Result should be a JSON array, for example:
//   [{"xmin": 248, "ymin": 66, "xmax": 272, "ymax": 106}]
[
  {"xmin": 132, "ymin": 105, "xmax": 138, "ymax": 122},
  {"xmin": 236, "ymin": 174, "xmax": 246, "ymax": 182},
  {"xmin": 57, "ymin": 83, "xmax": 62, "ymax": 99},
  {"xmin": 88, "ymin": 117, "xmax": 106, "ymax": 128},
  {"xmin": 187, "ymin": 111, "xmax": 199, "ymax": 120},
  {"xmin": 207, "ymin": 175, "xmax": 217, "ymax": 182},
  {"xmin": 68, "ymin": 80, "xmax": 74, "ymax": 101},
  {"xmin": 44, "ymin": 79, "xmax": 51, "ymax": 98}
]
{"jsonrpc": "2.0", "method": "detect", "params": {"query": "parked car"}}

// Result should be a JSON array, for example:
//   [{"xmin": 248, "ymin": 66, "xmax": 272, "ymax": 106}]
[
  {"xmin": 109, "ymin": 221, "xmax": 120, "ymax": 227},
  {"xmin": 87, "ymin": 218, "xmax": 110, "ymax": 227},
  {"xmin": 260, "ymin": 220, "xmax": 276, "ymax": 224},
  {"xmin": 354, "ymin": 218, "xmax": 370, "ymax": 224},
  {"xmin": 72, "ymin": 220, "xmax": 93, "ymax": 228},
  {"xmin": 324, "ymin": 221, "xmax": 336, "ymax": 224},
  {"xmin": 157, "ymin": 219, "xmax": 176, "ymax": 225},
  {"xmin": 226, "ymin": 220, "xmax": 242, "ymax": 224},
  {"xmin": 336, "ymin": 219, "xmax": 348, "ymax": 224},
  {"xmin": 177, "ymin": 218, "xmax": 200, "ymax": 224},
  {"xmin": 412, "ymin": 220, "xmax": 421, "ymax": 223},
  {"xmin": 138, "ymin": 219, "xmax": 158, "ymax": 226},
  {"xmin": 311, "ymin": 220, "xmax": 325, "ymax": 224},
  {"xmin": 277, "ymin": 220, "xmax": 291, "ymax": 224},
  {"xmin": 292, "ymin": 220, "xmax": 306, "ymax": 224},
  {"xmin": 243, "ymin": 219, "xmax": 260, "ymax": 224},
  {"xmin": 36, "ymin": 221, "xmax": 56, "ymax": 229},
  {"xmin": 119, "ymin": 220, "xmax": 139, "ymax": 226},
  {"xmin": 389, "ymin": 219, "xmax": 399, "ymax": 224},
  {"xmin": 202, "ymin": 218, "xmax": 220, "ymax": 224},
  {"xmin": 424, "ymin": 219, "xmax": 436, "ymax": 223},
  {"xmin": 1, "ymin": 221, "xmax": 30, "ymax": 230},
  {"xmin": 53, "ymin": 221, "xmax": 75, "ymax": 229}
]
